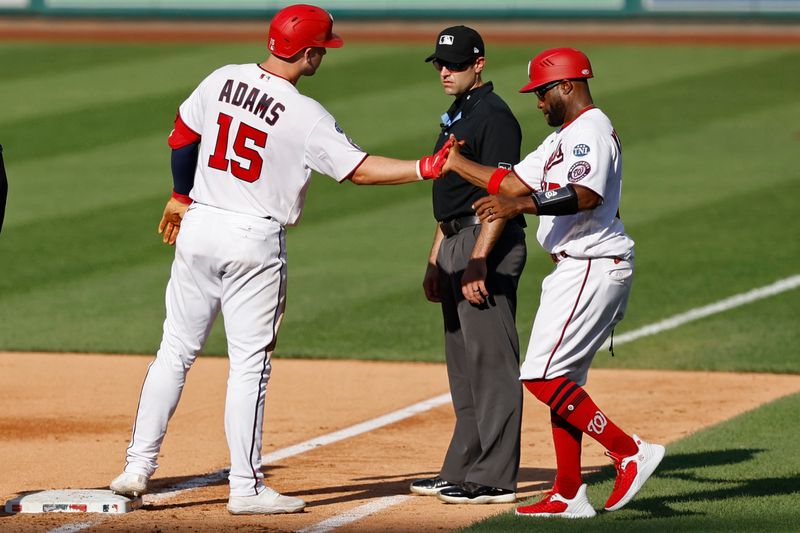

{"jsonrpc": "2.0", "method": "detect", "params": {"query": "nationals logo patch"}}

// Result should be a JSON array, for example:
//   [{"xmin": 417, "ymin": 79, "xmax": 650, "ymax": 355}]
[
  {"xmin": 573, "ymin": 144, "xmax": 590, "ymax": 157},
  {"xmin": 567, "ymin": 161, "xmax": 591, "ymax": 182}
]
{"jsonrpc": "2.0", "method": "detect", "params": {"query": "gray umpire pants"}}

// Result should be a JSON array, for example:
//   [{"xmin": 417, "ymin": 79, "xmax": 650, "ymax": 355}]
[{"xmin": 437, "ymin": 222, "xmax": 526, "ymax": 491}]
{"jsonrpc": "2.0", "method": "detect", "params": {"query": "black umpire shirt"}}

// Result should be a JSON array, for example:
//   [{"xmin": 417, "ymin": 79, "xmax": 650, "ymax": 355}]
[{"xmin": 432, "ymin": 82, "xmax": 524, "ymax": 226}]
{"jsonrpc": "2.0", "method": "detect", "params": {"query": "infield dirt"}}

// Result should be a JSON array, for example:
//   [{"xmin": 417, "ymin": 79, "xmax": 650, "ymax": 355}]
[{"xmin": 2, "ymin": 352, "xmax": 800, "ymax": 532}]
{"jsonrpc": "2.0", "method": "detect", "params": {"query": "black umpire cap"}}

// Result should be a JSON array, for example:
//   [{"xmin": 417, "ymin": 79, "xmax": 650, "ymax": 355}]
[{"xmin": 425, "ymin": 25, "xmax": 485, "ymax": 64}]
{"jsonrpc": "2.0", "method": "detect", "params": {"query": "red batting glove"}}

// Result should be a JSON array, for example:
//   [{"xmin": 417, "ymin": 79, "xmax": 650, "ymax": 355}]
[{"xmin": 416, "ymin": 137, "xmax": 455, "ymax": 180}]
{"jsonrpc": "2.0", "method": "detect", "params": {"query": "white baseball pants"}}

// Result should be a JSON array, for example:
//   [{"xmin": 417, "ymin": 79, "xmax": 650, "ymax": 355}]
[
  {"xmin": 123, "ymin": 203, "xmax": 287, "ymax": 497},
  {"xmin": 520, "ymin": 256, "xmax": 633, "ymax": 386}
]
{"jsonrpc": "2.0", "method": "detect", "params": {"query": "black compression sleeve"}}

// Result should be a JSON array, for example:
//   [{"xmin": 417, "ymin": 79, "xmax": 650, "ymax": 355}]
[
  {"xmin": 171, "ymin": 142, "xmax": 199, "ymax": 195},
  {"xmin": 532, "ymin": 184, "xmax": 580, "ymax": 216}
]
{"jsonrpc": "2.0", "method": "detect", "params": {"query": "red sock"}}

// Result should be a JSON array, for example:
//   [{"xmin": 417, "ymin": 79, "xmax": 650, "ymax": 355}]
[
  {"xmin": 525, "ymin": 378, "xmax": 638, "ymax": 457},
  {"xmin": 550, "ymin": 410, "xmax": 583, "ymax": 499}
]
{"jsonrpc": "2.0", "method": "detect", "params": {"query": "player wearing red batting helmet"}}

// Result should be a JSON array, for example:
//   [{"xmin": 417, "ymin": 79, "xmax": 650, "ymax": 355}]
[
  {"xmin": 109, "ymin": 2, "xmax": 454, "ymax": 517},
  {"xmin": 441, "ymin": 47, "xmax": 665, "ymax": 519}
]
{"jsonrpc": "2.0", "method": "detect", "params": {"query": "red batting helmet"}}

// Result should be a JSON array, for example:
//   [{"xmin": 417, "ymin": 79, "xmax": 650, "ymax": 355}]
[
  {"xmin": 268, "ymin": 4, "xmax": 344, "ymax": 59},
  {"xmin": 519, "ymin": 47, "xmax": 593, "ymax": 94}
]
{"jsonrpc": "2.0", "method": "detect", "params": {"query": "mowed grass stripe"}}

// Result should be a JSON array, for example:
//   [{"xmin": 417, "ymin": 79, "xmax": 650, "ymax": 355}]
[
  {"xmin": 0, "ymin": 42, "xmax": 406, "ymax": 125},
  {"xmin": 0, "ymin": 42, "xmax": 177, "ymax": 82},
  {"xmin": 603, "ymin": 51, "xmax": 800, "ymax": 144},
  {"xmin": 621, "ymin": 100, "xmax": 800, "ymax": 226},
  {"xmin": 0, "ymin": 44, "xmax": 206, "ymax": 123},
  {"xmin": 0, "ymin": 258, "xmax": 171, "ymax": 353},
  {"xmin": 595, "ymin": 288, "xmax": 800, "ymax": 373},
  {"xmin": 2, "ymin": 90, "xmax": 185, "ymax": 163},
  {"xmin": 0, "ymin": 41, "xmax": 797, "ymax": 366},
  {"xmin": 622, "ymin": 178, "xmax": 799, "ymax": 327},
  {"xmin": 3, "ymin": 135, "xmax": 168, "ymax": 227},
  {"xmin": 0, "ymin": 195, "xmax": 165, "ymax": 294}
]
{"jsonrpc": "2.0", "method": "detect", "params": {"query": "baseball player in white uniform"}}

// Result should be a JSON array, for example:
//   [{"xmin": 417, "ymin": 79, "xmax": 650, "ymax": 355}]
[
  {"xmin": 109, "ymin": 4, "xmax": 452, "ymax": 515},
  {"xmin": 443, "ymin": 47, "xmax": 665, "ymax": 518}
]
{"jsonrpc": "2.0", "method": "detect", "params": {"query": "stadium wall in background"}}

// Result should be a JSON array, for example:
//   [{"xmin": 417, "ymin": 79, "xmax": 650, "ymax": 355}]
[{"xmin": 2, "ymin": 0, "xmax": 800, "ymax": 18}]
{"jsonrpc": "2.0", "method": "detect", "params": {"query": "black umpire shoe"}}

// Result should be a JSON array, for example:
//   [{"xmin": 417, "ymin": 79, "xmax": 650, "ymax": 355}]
[
  {"xmin": 409, "ymin": 476, "xmax": 456, "ymax": 496},
  {"xmin": 437, "ymin": 482, "xmax": 516, "ymax": 504}
]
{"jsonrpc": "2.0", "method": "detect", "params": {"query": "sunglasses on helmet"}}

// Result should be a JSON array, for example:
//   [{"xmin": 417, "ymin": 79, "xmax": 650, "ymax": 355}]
[{"xmin": 432, "ymin": 58, "xmax": 475, "ymax": 72}]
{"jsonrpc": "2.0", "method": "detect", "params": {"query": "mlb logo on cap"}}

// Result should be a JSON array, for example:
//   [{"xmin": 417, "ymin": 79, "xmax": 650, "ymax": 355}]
[{"xmin": 426, "ymin": 25, "xmax": 484, "ymax": 64}]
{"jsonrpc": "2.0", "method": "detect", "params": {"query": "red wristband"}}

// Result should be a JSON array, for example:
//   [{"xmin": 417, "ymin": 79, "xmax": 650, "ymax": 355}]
[
  {"xmin": 171, "ymin": 191, "xmax": 192, "ymax": 205},
  {"xmin": 487, "ymin": 168, "xmax": 512, "ymax": 195}
]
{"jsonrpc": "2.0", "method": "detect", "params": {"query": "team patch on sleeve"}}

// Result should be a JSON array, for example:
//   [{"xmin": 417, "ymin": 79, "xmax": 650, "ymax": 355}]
[
  {"xmin": 335, "ymin": 121, "xmax": 363, "ymax": 151},
  {"xmin": 567, "ymin": 161, "xmax": 591, "ymax": 182},
  {"xmin": 573, "ymin": 144, "xmax": 591, "ymax": 157}
]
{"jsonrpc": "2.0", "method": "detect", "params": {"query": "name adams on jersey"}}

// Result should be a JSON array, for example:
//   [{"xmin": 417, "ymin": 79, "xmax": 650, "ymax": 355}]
[{"xmin": 218, "ymin": 78, "xmax": 286, "ymax": 126}]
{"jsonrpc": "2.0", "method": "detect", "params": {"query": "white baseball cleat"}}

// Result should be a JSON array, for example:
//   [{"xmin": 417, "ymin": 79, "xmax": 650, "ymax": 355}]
[
  {"xmin": 109, "ymin": 472, "xmax": 149, "ymax": 497},
  {"xmin": 604, "ymin": 434, "xmax": 665, "ymax": 511},
  {"xmin": 227, "ymin": 486, "xmax": 306, "ymax": 515},
  {"xmin": 515, "ymin": 483, "xmax": 596, "ymax": 519}
]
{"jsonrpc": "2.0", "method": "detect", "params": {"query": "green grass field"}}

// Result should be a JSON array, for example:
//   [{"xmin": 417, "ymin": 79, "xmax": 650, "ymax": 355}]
[{"xmin": 1, "ymin": 38, "xmax": 798, "ymax": 530}]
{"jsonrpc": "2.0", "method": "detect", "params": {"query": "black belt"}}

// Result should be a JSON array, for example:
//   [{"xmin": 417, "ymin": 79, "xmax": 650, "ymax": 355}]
[
  {"xmin": 440, "ymin": 215, "xmax": 481, "ymax": 237},
  {"xmin": 550, "ymin": 252, "xmax": 624, "ymax": 264}
]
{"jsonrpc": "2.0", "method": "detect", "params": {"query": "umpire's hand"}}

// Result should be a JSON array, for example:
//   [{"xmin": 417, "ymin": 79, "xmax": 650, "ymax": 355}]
[{"xmin": 423, "ymin": 262, "xmax": 442, "ymax": 303}]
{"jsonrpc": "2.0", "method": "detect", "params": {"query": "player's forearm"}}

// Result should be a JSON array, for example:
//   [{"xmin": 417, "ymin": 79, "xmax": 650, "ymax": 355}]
[
  {"xmin": 450, "ymin": 155, "xmax": 530, "ymax": 197},
  {"xmin": 449, "ymin": 155, "xmax": 493, "ymax": 190},
  {"xmin": 471, "ymin": 217, "xmax": 506, "ymax": 259},
  {"xmin": 513, "ymin": 195, "xmax": 538, "ymax": 215},
  {"xmin": 350, "ymin": 155, "xmax": 420, "ymax": 185}
]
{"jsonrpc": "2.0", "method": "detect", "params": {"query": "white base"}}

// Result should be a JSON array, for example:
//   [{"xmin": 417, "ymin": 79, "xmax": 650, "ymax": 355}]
[{"xmin": 5, "ymin": 489, "xmax": 142, "ymax": 514}]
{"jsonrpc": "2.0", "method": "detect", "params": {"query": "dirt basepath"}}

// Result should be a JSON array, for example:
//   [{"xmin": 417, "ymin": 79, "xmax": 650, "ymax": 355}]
[{"xmin": 1, "ymin": 352, "xmax": 799, "ymax": 532}]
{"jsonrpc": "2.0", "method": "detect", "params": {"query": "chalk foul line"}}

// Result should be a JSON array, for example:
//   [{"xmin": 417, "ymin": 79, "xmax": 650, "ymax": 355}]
[
  {"xmin": 604, "ymin": 274, "xmax": 800, "ymax": 348},
  {"xmin": 44, "ymin": 274, "xmax": 799, "ymax": 532},
  {"xmin": 144, "ymin": 392, "xmax": 452, "ymax": 504},
  {"xmin": 43, "ymin": 393, "xmax": 450, "ymax": 532},
  {"xmin": 296, "ymin": 495, "xmax": 413, "ymax": 533}
]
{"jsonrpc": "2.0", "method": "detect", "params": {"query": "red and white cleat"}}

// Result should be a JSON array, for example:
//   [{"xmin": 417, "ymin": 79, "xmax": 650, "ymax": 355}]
[
  {"xmin": 604, "ymin": 434, "xmax": 665, "ymax": 511},
  {"xmin": 515, "ymin": 483, "xmax": 596, "ymax": 519}
]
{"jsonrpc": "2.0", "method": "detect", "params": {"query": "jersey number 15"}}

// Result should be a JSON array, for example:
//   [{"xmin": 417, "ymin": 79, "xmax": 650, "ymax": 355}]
[{"xmin": 208, "ymin": 112, "xmax": 268, "ymax": 183}]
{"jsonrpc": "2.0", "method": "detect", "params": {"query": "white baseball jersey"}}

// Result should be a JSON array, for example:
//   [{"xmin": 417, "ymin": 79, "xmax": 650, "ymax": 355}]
[
  {"xmin": 514, "ymin": 107, "xmax": 633, "ymax": 259},
  {"xmin": 516, "ymin": 107, "xmax": 634, "ymax": 384},
  {"xmin": 121, "ymin": 64, "xmax": 368, "ymax": 498},
  {"xmin": 177, "ymin": 63, "xmax": 367, "ymax": 225}
]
